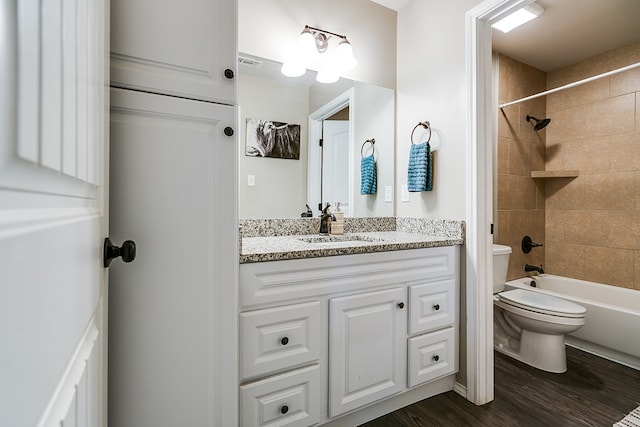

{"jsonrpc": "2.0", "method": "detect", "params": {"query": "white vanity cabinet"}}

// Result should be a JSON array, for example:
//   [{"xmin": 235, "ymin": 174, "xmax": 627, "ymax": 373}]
[
  {"xmin": 110, "ymin": 0, "xmax": 236, "ymax": 104},
  {"xmin": 239, "ymin": 246, "xmax": 459, "ymax": 426}
]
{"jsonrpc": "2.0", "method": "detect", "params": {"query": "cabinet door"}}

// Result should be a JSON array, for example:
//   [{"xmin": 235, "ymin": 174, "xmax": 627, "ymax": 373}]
[
  {"xmin": 109, "ymin": 88, "xmax": 238, "ymax": 426},
  {"xmin": 329, "ymin": 288, "xmax": 406, "ymax": 417},
  {"xmin": 111, "ymin": 0, "xmax": 236, "ymax": 105}
]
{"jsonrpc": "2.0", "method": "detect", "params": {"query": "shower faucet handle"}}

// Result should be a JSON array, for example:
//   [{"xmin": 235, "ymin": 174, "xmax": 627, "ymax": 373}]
[{"xmin": 522, "ymin": 235, "xmax": 543, "ymax": 254}]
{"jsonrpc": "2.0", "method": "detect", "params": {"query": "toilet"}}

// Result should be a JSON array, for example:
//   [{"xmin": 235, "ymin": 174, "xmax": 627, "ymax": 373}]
[{"xmin": 492, "ymin": 244, "xmax": 586, "ymax": 373}]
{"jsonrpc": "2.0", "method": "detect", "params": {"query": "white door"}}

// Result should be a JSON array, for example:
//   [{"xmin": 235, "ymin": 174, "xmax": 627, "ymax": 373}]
[
  {"xmin": 322, "ymin": 120, "xmax": 350, "ymax": 215},
  {"xmin": 0, "ymin": 1, "xmax": 109, "ymax": 426},
  {"xmin": 329, "ymin": 287, "xmax": 406, "ymax": 417},
  {"xmin": 108, "ymin": 88, "xmax": 238, "ymax": 426}
]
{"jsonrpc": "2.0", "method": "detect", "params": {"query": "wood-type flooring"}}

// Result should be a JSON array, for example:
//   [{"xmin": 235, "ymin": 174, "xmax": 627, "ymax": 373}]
[{"xmin": 361, "ymin": 347, "xmax": 640, "ymax": 426}]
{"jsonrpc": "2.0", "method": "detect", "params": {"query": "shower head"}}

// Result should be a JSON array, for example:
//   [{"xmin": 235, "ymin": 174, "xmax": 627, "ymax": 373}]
[{"xmin": 526, "ymin": 115, "xmax": 551, "ymax": 131}]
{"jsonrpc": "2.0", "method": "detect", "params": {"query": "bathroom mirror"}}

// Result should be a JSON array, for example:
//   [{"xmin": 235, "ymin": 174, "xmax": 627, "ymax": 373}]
[{"xmin": 238, "ymin": 54, "xmax": 395, "ymax": 219}]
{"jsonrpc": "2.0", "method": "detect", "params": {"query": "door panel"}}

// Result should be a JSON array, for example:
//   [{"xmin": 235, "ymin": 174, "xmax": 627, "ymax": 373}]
[
  {"xmin": 109, "ymin": 88, "xmax": 238, "ymax": 426},
  {"xmin": 0, "ymin": 1, "xmax": 108, "ymax": 425},
  {"xmin": 110, "ymin": 0, "xmax": 236, "ymax": 104},
  {"xmin": 322, "ymin": 120, "xmax": 350, "ymax": 215}
]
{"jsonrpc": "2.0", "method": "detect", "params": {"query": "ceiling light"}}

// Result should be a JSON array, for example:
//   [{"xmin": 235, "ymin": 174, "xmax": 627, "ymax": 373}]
[
  {"xmin": 492, "ymin": 2, "xmax": 544, "ymax": 33},
  {"xmin": 281, "ymin": 25, "xmax": 357, "ymax": 83}
]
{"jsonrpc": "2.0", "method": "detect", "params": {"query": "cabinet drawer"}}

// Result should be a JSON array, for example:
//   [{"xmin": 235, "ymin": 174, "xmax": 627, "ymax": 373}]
[
  {"xmin": 407, "ymin": 327, "xmax": 456, "ymax": 387},
  {"xmin": 240, "ymin": 301, "xmax": 320, "ymax": 380},
  {"xmin": 408, "ymin": 279, "xmax": 456, "ymax": 335},
  {"xmin": 240, "ymin": 364, "xmax": 320, "ymax": 427}
]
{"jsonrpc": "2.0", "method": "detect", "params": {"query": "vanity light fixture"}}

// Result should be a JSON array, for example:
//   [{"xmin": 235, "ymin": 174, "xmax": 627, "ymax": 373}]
[
  {"xmin": 281, "ymin": 25, "xmax": 357, "ymax": 83},
  {"xmin": 492, "ymin": 1, "xmax": 544, "ymax": 33}
]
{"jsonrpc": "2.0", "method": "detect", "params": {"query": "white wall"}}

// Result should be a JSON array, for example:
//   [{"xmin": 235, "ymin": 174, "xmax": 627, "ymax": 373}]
[
  {"xmin": 351, "ymin": 83, "xmax": 395, "ymax": 217},
  {"xmin": 238, "ymin": 74, "xmax": 309, "ymax": 218},
  {"xmin": 238, "ymin": 0, "xmax": 397, "ymax": 89},
  {"xmin": 395, "ymin": 0, "xmax": 483, "ymax": 220}
]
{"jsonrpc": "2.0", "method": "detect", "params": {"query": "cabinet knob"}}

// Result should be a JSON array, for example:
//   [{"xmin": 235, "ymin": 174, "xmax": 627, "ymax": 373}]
[
  {"xmin": 280, "ymin": 336, "xmax": 289, "ymax": 346},
  {"xmin": 433, "ymin": 354, "xmax": 440, "ymax": 362},
  {"xmin": 433, "ymin": 304, "xmax": 440, "ymax": 311},
  {"xmin": 224, "ymin": 68, "xmax": 235, "ymax": 79},
  {"xmin": 397, "ymin": 302, "xmax": 405, "ymax": 309},
  {"xmin": 280, "ymin": 405, "xmax": 289, "ymax": 415},
  {"xmin": 224, "ymin": 127, "xmax": 234, "ymax": 136}
]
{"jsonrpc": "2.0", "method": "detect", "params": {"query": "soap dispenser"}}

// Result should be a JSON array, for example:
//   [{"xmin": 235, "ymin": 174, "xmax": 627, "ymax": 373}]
[{"xmin": 330, "ymin": 202, "xmax": 344, "ymax": 235}]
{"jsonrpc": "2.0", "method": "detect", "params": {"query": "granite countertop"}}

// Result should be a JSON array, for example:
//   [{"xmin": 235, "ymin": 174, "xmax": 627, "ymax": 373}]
[{"xmin": 239, "ymin": 217, "xmax": 464, "ymax": 263}]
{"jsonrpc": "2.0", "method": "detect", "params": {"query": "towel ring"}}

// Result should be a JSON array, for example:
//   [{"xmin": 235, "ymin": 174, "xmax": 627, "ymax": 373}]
[
  {"xmin": 361, "ymin": 138, "xmax": 375, "ymax": 157},
  {"xmin": 411, "ymin": 121, "xmax": 432, "ymax": 145}
]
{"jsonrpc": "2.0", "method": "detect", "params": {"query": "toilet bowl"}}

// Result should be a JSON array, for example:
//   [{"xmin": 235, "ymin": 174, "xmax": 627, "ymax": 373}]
[{"xmin": 492, "ymin": 244, "xmax": 586, "ymax": 373}]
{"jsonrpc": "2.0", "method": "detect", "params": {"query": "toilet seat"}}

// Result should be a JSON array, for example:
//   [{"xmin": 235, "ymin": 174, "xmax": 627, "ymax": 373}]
[{"xmin": 498, "ymin": 289, "xmax": 586, "ymax": 318}]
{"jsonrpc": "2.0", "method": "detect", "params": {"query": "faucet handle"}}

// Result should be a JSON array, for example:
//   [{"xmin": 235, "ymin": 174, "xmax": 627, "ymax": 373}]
[{"xmin": 522, "ymin": 235, "xmax": 543, "ymax": 253}]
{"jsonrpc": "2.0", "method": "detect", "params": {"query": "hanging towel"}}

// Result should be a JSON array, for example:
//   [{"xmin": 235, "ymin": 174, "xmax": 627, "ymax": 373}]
[
  {"xmin": 407, "ymin": 142, "xmax": 433, "ymax": 192},
  {"xmin": 360, "ymin": 154, "xmax": 377, "ymax": 195}
]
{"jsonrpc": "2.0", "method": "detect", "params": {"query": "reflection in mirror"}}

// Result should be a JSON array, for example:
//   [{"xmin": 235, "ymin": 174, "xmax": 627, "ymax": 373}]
[{"xmin": 238, "ymin": 54, "xmax": 394, "ymax": 219}]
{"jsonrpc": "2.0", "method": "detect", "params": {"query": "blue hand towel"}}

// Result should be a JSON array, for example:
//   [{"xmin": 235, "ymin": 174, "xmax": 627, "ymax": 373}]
[
  {"xmin": 407, "ymin": 142, "xmax": 433, "ymax": 192},
  {"xmin": 360, "ymin": 154, "xmax": 377, "ymax": 195}
]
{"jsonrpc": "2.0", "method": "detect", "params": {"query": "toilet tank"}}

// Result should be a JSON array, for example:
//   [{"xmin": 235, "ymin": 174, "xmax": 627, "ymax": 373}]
[{"xmin": 493, "ymin": 244, "xmax": 512, "ymax": 293}]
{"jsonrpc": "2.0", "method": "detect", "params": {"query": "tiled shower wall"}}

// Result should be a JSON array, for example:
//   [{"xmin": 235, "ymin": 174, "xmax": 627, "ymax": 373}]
[
  {"xmin": 496, "ymin": 54, "xmax": 547, "ymax": 281},
  {"xmin": 497, "ymin": 42, "xmax": 640, "ymax": 289},
  {"xmin": 544, "ymin": 42, "xmax": 640, "ymax": 289}
]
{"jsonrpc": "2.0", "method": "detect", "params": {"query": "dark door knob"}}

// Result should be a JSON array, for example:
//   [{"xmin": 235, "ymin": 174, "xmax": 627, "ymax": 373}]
[
  {"xmin": 280, "ymin": 405, "xmax": 289, "ymax": 414},
  {"xmin": 224, "ymin": 68, "xmax": 235, "ymax": 79},
  {"xmin": 433, "ymin": 304, "xmax": 440, "ymax": 311},
  {"xmin": 104, "ymin": 237, "xmax": 136, "ymax": 267},
  {"xmin": 281, "ymin": 337, "xmax": 289, "ymax": 346},
  {"xmin": 397, "ymin": 302, "xmax": 405, "ymax": 309},
  {"xmin": 433, "ymin": 355, "xmax": 440, "ymax": 362},
  {"xmin": 224, "ymin": 127, "xmax": 234, "ymax": 136}
]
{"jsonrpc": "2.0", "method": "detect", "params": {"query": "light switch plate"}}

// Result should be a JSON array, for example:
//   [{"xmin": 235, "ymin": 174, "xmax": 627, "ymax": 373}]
[
  {"xmin": 247, "ymin": 174, "xmax": 255, "ymax": 186},
  {"xmin": 401, "ymin": 184, "xmax": 410, "ymax": 202},
  {"xmin": 384, "ymin": 186, "xmax": 393, "ymax": 202}
]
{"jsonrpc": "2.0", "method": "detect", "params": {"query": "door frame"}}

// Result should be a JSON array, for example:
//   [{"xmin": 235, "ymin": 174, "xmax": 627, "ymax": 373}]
[
  {"xmin": 308, "ymin": 88, "xmax": 354, "ymax": 215},
  {"xmin": 464, "ymin": 0, "xmax": 531, "ymax": 405}
]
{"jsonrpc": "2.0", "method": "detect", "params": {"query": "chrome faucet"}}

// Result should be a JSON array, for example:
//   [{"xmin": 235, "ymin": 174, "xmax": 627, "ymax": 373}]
[
  {"xmin": 319, "ymin": 203, "xmax": 335, "ymax": 235},
  {"xmin": 524, "ymin": 264, "xmax": 544, "ymax": 275}
]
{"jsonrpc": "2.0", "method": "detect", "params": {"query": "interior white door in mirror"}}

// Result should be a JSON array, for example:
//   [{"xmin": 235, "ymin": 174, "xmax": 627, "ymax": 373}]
[
  {"xmin": 0, "ymin": 1, "xmax": 109, "ymax": 425},
  {"xmin": 322, "ymin": 119, "xmax": 350, "ymax": 216}
]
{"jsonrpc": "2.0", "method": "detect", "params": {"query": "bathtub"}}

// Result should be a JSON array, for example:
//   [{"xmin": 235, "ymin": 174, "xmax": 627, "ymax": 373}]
[{"xmin": 506, "ymin": 275, "xmax": 640, "ymax": 370}]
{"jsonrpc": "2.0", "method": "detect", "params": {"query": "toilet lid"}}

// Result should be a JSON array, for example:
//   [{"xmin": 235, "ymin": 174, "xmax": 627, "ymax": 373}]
[{"xmin": 498, "ymin": 289, "xmax": 586, "ymax": 317}]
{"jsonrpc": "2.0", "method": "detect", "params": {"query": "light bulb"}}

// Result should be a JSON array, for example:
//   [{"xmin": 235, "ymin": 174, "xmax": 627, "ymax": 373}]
[
  {"xmin": 336, "ymin": 39, "xmax": 357, "ymax": 71},
  {"xmin": 298, "ymin": 27, "xmax": 316, "ymax": 53},
  {"xmin": 281, "ymin": 58, "xmax": 306, "ymax": 77}
]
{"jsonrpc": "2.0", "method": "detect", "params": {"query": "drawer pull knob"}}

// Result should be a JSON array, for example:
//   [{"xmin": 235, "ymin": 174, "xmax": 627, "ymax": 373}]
[
  {"xmin": 433, "ymin": 354, "xmax": 440, "ymax": 362},
  {"xmin": 280, "ymin": 337, "xmax": 289, "ymax": 346},
  {"xmin": 224, "ymin": 127, "xmax": 234, "ymax": 136},
  {"xmin": 433, "ymin": 304, "xmax": 440, "ymax": 311},
  {"xmin": 280, "ymin": 405, "xmax": 289, "ymax": 414},
  {"xmin": 397, "ymin": 302, "xmax": 405, "ymax": 309},
  {"xmin": 224, "ymin": 68, "xmax": 235, "ymax": 79}
]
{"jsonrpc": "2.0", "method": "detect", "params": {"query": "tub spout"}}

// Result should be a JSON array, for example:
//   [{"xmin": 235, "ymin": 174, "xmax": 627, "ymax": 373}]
[{"xmin": 524, "ymin": 264, "xmax": 544, "ymax": 275}]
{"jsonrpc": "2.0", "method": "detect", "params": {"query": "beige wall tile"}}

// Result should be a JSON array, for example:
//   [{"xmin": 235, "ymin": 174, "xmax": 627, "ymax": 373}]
[
  {"xmin": 497, "ymin": 137, "xmax": 509, "ymax": 173},
  {"xmin": 508, "ymin": 137, "xmax": 529, "ymax": 176},
  {"xmin": 636, "ymin": 172, "xmax": 640, "ymax": 210},
  {"xmin": 545, "ymin": 140, "xmax": 581, "ymax": 171},
  {"xmin": 637, "ymin": 94, "xmax": 640, "ymax": 132},
  {"xmin": 546, "ymin": 105, "xmax": 586, "ymax": 143},
  {"xmin": 545, "ymin": 176, "xmax": 584, "ymax": 210},
  {"xmin": 545, "ymin": 209, "xmax": 567, "ymax": 242},
  {"xmin": 498, "ymin": 54, "xmax": 511, "ymax": 104},
  {"xmin": 581, "ymin": 246, "xmax": 634, "ymax": 288},
  {"xmin": 578, "ymin": 137, "xmax": 611, "ymax": 173},
  {"xmin": 497, "ymin": 173, "xmax": 511, "ymax": 210},
  {"xmin": 498, "ymin": 106, "xmax": 519, "ymax": 139},
  {"xmin": 544, "ymin": 242, "xmax": 585, "ymax": 278},
  {"xmin": 607, "ymin": 210, "xmax": 640, "ymax": 250},
  {"xmin": 585, "ymin": 94, "xmax": 635, "ymax": 137},
  {"xmin": 583, "ymin": 172, "xmax": 635, "ymax": 211},
  {"xmin": 529, "ymin": 140, "xmax": 545, "ymax": 172},
  {"xmin": 547, "ymin": 78, "xmax": 609, "ymax": 113},
  {"xmin": 610, "ymin": 132, "xmax": 640, "ymax": 172},
  {"xmin": 496, "ymin": 210, "xmax": 510, "ymax": 245},
  {"xmin": 610, "ymin": 68, "xmax": 640, "ymax": 96},
  {"xmin": 635, "ymin": 251, "xmax": 640, "ymax": 290}
]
